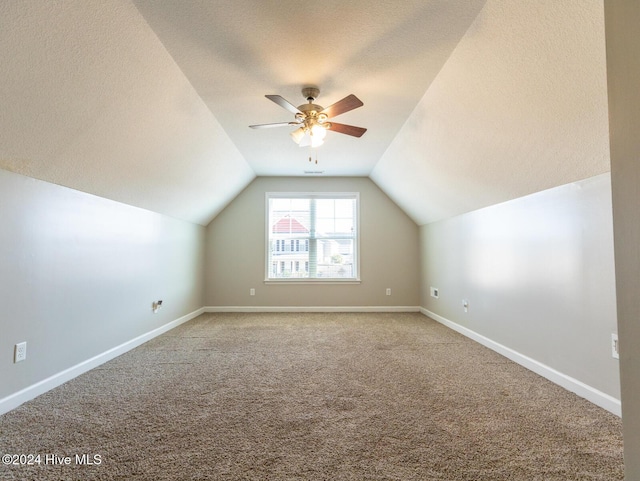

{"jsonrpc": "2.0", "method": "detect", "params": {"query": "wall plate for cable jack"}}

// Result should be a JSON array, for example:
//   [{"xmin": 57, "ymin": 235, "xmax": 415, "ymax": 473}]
[
  {"xmin": 612, "ymin": 333, "xmax": 619, "ymax": 359},
  {"xmin": 152, "ymin": 300, "xmax": 163, "ymax": 313},
  {"xmin": 14, "ymin": 342, "xmax": 27, "ymax": 363}
]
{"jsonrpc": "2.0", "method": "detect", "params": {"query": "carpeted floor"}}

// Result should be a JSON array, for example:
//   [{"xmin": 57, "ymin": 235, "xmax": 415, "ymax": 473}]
[{"xmin": 0, "ymin": 312, "xmax": 624, "ymax": 480}]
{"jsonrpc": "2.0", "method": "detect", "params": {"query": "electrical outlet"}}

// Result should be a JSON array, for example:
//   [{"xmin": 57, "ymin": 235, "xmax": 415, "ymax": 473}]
[
  {"xmin": 386, "ymin": 288, "xmax": 391, "ymax": 296},
  {"xmin": 250, "ymin": 288, "xmax": 255, "ymax": 296},
  {"xmin": 430, "ymin": 287, "xmax": 439, "ymax": 299},
  {"xmin": 14, "ymin": 342, "xmax": 27, "ymax": 363},
  {"xmin": 612, "ymin": 333, "xmax": 619, "ymax": 359}
]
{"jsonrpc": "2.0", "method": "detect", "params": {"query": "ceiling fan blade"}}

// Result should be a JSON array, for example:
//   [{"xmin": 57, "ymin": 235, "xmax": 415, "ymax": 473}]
[
  {"xmin": 249, "ymin": 122, "xmax": 297, "ymax": 129},
  {"xmin": 327, "ymin": 122, "xmax": 367, "ymax": 138},
  {"xmin": 265, "ymin": 95, "xmax": 301, "ymax": 114},
  {"xmin": 320, "ymin": 94, "xmax": 363, "ymax": 118}
]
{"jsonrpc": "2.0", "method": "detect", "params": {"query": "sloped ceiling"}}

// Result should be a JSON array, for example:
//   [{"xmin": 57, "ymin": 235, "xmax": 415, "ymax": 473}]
[
  {"xmin": 0, "ymin": 1, "xmax": 609, "ymax": 227},
  {"xmin": 131, "ymin": 0, "xmax": 486, "ymax": 177},
  {"xmin": 371, "ymin": 1, "xmax": 610, "ymax": 225},
  {"xmin": 0, "ymin": 0, "xmax": 254, "ymax": 226}
]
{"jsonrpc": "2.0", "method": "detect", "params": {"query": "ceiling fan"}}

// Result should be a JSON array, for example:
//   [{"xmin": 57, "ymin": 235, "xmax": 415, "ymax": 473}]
[{"xmin": 249, "ymin": 87, "xmax": 367, "ymax": 148}]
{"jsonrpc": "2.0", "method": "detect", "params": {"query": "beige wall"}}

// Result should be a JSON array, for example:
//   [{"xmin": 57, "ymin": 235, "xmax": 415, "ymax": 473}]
[
  {"xmin": 420, "ymin": 174, "xmax": 619, "ymax": 400},
  {"xmin": 605, "ymin": 1, "xmax": 640, "ymax": 477},
  {"xmin": 204, "ymin": 177, "xmax": 420, "ymax": 308}
]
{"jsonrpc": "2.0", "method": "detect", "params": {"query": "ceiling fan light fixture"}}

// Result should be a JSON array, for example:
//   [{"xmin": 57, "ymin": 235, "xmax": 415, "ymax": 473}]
[
  {"xmin": 310, "ymin": 134, "xmax": 324, "ymax": 148},
  {"xmin": 310, "ymin": 124, "xmax": 327, "ymax": 147},
  {"xmin": 298, "ymin": 132, "xmax": 311, "ymax": 148},
  {"xmin": 290, "ymin": 126, "xmax": 306, "ymax": 144},
  {"xmin": 291, "ymin": 121, "xmax": 326, "ymax": 148}
]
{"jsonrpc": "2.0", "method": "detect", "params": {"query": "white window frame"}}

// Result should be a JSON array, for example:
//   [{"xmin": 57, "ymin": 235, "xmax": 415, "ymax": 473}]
[{"xmin": 265, "ymin": 192, "xmax": 360, "ymax": 283}]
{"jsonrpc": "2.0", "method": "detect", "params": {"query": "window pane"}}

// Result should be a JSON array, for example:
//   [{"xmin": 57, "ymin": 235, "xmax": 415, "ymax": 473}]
[
  {"xmin": 315, "ymin": 199, "xmax": 334, "ymax": 218},
  {"xmin": 335, "ymin": 219, "xmax": 354, "ymax": 233},
  {"xmin": 316, "ymin": 218, "xmax": 334, "ymax": 235},
  {"xmin": 267, "ymin": 193, "xmax": 358, "ymax": 280}
]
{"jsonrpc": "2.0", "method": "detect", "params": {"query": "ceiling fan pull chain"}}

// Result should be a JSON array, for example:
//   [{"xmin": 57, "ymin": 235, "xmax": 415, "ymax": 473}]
[{"xmin": 307, "ymin": 146, "xmax": 318, "ymax": 164}]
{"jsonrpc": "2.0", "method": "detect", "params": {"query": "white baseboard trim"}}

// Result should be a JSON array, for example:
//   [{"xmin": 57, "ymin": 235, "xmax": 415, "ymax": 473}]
[
  {"xmin": 0, "ymin": 307, "xmax": 205, "ymax": 416},
  {"xmin": 4, "ymin": 306, "xmax": 618, "ymax": 418},
  {"xmin": 420, "ymin": 308, "xmax": 622, "ymax": 417},
  {"xmin": 204, "ymin": 306, "xmax": 421, "ymax": 313}
]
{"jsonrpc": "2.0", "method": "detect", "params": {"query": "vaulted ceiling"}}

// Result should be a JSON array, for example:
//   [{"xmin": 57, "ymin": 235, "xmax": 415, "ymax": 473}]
[{"xmin": 0, "ymin": 1, "xmax": 609, "ymax": 226}]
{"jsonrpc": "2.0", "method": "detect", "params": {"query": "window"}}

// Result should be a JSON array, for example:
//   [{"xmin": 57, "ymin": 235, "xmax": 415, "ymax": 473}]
[{"xmin": 266, "ymin": 193, "xmax": 359, "ymax": 281}]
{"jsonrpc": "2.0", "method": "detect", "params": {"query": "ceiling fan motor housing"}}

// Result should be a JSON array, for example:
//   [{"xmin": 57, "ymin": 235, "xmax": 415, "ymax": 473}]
[
  {"xmin": 301, "ymin": 86, "xmax": 320, "ymax": 102},
  {"xmin": 299, "ymin": 103, "xmax": 323, "ymax": 114}
]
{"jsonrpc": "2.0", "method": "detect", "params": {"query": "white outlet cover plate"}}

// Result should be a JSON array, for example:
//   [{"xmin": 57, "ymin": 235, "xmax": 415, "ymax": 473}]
[
  {"xmin": 612, "ymin": 333, "xmax": 619, "ymax": 359},
  {"xmin": 14, "ymin": 342, "xmax": 27, "ymax": 363}
]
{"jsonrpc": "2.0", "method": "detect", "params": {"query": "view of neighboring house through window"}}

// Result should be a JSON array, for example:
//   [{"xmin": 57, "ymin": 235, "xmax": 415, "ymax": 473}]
[{"xmin": 266, "ymin": 193, "xmax": 359, "ymax": 280}]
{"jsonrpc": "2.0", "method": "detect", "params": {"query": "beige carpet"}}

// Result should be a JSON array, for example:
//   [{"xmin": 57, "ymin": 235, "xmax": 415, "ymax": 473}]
[{"xmin": 0, "ymin": 312, "xmax": 624, "ymax": 480}]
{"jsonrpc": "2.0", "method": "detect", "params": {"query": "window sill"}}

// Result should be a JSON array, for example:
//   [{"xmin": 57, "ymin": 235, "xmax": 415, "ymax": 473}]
[{"xmin": 264, "ymin": 278, "xmax": 361, "ymax": 285}]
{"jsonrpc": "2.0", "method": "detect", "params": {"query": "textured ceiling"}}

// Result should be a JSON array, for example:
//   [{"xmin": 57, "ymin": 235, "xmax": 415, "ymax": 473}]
[
  {"xmin": 131, "ymin": 0, "xmax": 486, "ymax": 177},
  {"xmin": 0, "ymin": 1, "xmax": 609, "ymax": 226},
  {"xmin": 0, "ymin": 0, "xmax": 254, "ymax": 225},
  {"xmin": 371, "ymin": 0, "xmax": 610, "ymax": 225}
]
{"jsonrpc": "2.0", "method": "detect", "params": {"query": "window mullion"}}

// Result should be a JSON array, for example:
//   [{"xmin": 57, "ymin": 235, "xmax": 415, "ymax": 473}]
[{"xmin": 308, "ymin": 197, "xmax": 317, "ymax": 278}]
